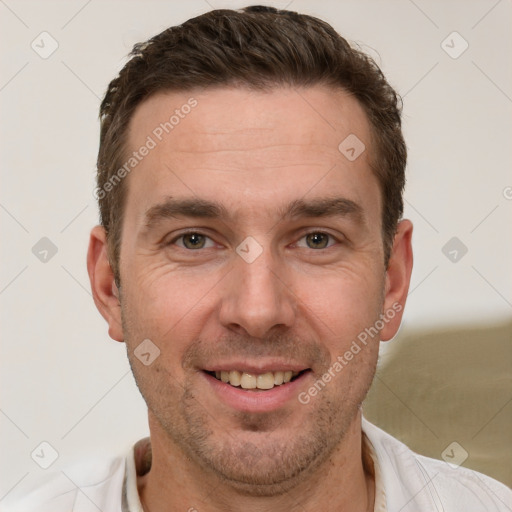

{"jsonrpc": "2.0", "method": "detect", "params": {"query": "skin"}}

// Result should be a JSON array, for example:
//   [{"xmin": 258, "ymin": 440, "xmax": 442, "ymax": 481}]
[{"xmin": 87, "ymin": 85, "xmax": 413, "ymax": 512}]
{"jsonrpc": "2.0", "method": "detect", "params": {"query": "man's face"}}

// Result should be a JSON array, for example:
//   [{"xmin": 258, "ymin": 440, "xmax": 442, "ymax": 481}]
[{"xmin": 114, "ymin": 86, "xmax": 401, "ymax": 492}]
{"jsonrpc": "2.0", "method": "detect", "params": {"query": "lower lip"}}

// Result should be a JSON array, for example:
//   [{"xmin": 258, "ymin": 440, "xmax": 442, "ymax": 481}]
[{"xmin": 201, "ymin": 371, "xmax": 311, "ymax": 413}]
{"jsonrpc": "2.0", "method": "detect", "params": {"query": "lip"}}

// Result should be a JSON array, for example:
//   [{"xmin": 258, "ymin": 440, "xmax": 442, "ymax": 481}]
[
  {"xmin": 203, "ymin": 360, "xmax": 309, "ymax": 374},
  {"xmin": 201, "ymin": 369, "xmax": 312, "ymax": 413}
]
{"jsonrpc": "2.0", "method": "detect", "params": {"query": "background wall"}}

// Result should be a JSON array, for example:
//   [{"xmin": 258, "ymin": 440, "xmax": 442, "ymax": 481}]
[{"xmin": 1, "ymin": 0, "xmax": 511, "ymax": 500}]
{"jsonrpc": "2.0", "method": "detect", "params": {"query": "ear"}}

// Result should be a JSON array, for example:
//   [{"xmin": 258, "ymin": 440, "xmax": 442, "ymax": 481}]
[
  {"xmin": 380, "ymin": 219, "xmax": 413, "ymax": 342},
  {"xmin": 86, "ymin": 225, "xmax": 124, "ymax": 342}
]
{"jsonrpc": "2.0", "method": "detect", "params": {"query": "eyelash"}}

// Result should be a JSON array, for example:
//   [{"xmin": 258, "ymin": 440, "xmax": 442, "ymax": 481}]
[{"xmin": 167, "ymin": 230, "xmax": 341, "ymax": 250}]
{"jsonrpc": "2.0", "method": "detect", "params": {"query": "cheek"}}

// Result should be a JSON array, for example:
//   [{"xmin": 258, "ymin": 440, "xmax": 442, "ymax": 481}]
[
  {"xmin": 294, "ymin": 265, "xmax": 385, "ymax": 342},
  {"xmin": 121, "ymin": 262, "xmax": 221, "ymax": 351}
]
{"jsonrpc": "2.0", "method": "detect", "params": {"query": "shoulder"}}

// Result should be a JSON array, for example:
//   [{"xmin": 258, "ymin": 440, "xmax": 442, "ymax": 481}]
[
  {"xmin": 1, "ymin": 454, "xmax": 126, "ymax": 512},
  {"xmin": 412, "ymin": 451, "xmax": 512, "ymax": 511},
  {"xmin": 362, "ymin": 417, "xmax": 512, "ymax": 512}
]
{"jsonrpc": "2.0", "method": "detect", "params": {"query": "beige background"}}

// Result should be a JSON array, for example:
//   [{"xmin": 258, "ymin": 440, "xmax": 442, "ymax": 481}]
[{"xmin": 363, "ymin": 320, "xmax": 512, "ymax": 486}]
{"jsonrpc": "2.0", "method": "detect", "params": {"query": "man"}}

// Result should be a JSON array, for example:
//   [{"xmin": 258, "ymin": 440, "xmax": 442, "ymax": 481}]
[{"xmin": 6, "ymin": 5, "xmax": 511, "ymax": 512}]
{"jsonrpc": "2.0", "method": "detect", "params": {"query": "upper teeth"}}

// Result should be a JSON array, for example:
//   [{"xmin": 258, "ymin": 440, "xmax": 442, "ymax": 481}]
[{"xmin": 214, "ymin": 370, "xmax": 299, "ymax": 390}]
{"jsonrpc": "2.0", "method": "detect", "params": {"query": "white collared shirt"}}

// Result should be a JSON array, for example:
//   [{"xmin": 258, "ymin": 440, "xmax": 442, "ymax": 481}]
[{"xmin": 3, "ymin": 418, "xmax": 511, "ymax": 511}]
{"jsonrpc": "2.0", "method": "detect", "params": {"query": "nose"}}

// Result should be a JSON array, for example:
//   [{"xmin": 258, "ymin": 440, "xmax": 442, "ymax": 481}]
[{"xmin": 218, "ymin": 246, "xmax": 296, "ymax": 339}]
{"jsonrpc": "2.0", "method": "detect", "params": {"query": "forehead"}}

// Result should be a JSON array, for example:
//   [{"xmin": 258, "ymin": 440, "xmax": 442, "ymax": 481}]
[{"xmin": 123, "ymin": 85, "xmax": 379, "ymax": 227}]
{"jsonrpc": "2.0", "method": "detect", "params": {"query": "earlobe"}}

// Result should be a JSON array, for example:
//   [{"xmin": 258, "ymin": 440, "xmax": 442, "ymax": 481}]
[
  {"xmin": 86, "ymin": 225, "xmax": 124, "ymax": 342},
  {"xmin": 380, "ymin": 220, "xmax": 413, "ymax": 342}
]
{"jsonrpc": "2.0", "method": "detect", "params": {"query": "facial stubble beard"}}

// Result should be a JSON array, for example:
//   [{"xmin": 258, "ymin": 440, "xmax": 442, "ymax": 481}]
[
  {"xmin": 123, "ymin": 351, "xmax": 379, "ymax": 495},
  {"xmin": 174, "ymin": 365, "xmax": 377, "ymax": 498},
  {"xmin": 119, "ymin": 292, "xmax": 381, "ymax": 498}
]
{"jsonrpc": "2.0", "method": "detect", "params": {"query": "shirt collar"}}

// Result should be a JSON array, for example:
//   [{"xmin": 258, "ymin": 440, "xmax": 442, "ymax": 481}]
[{"xmin": 123, "ymin": 425, "xmax": 386, "ymax": 511}]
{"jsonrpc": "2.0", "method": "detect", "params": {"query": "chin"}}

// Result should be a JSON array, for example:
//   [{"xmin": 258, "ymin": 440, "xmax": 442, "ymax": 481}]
[
  {"xmin": 204, "ymin": 439, "xmax": 324, "ymax": 497},
  {"xmin": 190, "ymin": 408, "xmax": 344, "ymax": 497}
]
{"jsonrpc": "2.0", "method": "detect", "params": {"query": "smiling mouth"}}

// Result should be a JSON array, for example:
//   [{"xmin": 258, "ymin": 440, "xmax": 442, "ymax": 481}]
[{"xmin": 205, "ymin": 370, "xmax": 309, "ymax": 390}]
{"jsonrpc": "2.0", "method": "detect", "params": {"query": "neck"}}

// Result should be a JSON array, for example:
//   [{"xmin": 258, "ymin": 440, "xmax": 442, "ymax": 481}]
[{"xmin": 137, "ymin": 410, "xmax": 374, "ymax": 512}]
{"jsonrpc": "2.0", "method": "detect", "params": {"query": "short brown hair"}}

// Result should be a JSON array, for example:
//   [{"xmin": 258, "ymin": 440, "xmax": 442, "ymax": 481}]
[{"xmin": 97, "ymin": 5, "xmax": 406, "ymax": 286}]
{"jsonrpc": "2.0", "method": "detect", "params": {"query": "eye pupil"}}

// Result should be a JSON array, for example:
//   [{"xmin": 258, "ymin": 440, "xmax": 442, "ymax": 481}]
[
  {"xmin": 306, "ymin": 233, "xmax": 328, "ymax": 249},
  {"xmin": 184, "ymin": 233, "xmax": 205, "ymax": 249}
]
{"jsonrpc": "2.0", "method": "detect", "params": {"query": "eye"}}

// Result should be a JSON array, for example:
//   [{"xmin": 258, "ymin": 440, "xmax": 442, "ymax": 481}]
[
  {"xmin": 296, "ymin": 232, "xmax": 338, "ymax": 250},
  {"xmin": 172, "ymin": 232, "xmax": 216, "ymax": 250}
]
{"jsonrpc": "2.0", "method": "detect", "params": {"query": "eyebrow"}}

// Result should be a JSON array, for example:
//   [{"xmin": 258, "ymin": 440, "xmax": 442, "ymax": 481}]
[
  {"xmin": 281, "ymin": 197, "xmax": 363, "ymax": 222},
  {"xmin": 143, "ymin": 197, "xmax": 230, "ymax": 231},
  {"xmin": 142, "ymin": 195, "xmax": 364, "ymax": 232}
]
